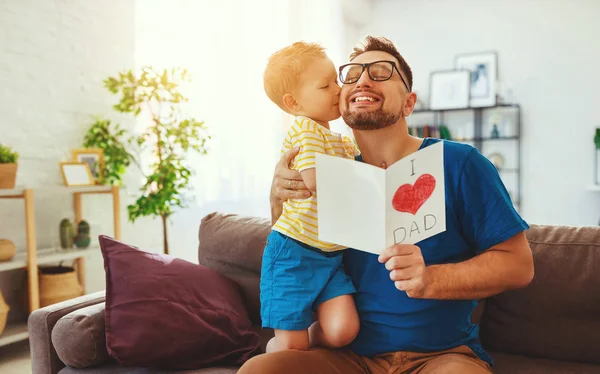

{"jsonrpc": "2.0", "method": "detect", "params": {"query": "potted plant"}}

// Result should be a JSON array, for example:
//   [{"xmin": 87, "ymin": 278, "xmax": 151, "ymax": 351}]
[
  {"xmin": 0, "ymin": 143, "xmax": 19, "ymax": 189},
  {"xmin": 94, "ymin": 67, "xmax": 210, "ymax": 255},
  {"xmin": 82, "ymin": 117, "xmax": 136, "ymax": 186}
]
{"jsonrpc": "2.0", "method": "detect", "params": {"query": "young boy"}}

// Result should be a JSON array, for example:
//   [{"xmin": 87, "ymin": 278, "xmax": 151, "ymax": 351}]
[{"xmin": 261, "ymin": 42, "xmax": 360, "ymax": 353}]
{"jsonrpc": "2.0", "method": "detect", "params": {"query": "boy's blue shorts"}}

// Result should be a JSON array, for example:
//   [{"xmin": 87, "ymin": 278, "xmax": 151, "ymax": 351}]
[{"xmin": 260, "ymin": 230, "xmax": 356, "ymax": 331}]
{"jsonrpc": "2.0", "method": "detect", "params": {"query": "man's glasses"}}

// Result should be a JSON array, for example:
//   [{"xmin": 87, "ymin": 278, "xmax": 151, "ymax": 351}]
[{"xmin": 338, "ymin": 60, "xmax": 410, "ymax": 92}]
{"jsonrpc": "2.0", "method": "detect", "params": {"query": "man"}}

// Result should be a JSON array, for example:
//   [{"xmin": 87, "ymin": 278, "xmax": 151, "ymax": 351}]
[{"xmin": 238, "ymin": 36, "xmax": 534, "ymax": 374}]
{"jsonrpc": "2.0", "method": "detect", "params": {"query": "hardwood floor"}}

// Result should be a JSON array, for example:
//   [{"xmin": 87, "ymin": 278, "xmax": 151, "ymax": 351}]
[{"xmin": 0, "ymin": 341, "xmax": 31, "ymax": 373}]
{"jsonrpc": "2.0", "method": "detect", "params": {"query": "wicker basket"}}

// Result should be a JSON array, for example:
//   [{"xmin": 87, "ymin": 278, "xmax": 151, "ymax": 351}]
[
  {"xmin": 0, "ymin": 239, "xmax": 16, "ymax": 261},
  {"xmin": 39, "ymin": 266, "xmax": 84, "ymax": 308},
  {"xmin": 0, "ymin": 290, "xmax": 9, "ymax": 336}
]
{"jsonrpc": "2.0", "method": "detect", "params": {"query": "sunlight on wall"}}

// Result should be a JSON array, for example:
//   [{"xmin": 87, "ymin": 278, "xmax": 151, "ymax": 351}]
[{"xmin": 134, "ymin": 0, "xmax": 347, "ymax": 214}]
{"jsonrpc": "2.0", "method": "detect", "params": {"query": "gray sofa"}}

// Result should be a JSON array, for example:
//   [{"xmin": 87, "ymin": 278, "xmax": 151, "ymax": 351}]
[{"xmin": 28, "ymin": 212, "xmax": 600, "ymax": 373}]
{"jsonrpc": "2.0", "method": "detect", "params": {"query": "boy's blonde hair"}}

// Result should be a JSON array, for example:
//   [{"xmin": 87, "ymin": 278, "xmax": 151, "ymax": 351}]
[{"xmin": 264, "ymin": 41, "xmax": 327, "ymax": 113}]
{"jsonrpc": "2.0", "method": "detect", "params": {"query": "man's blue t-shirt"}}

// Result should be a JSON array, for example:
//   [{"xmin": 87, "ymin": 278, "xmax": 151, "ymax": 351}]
[{"xmin": 345, "ymin": 138, "xmax": 529, "ymax": 365}]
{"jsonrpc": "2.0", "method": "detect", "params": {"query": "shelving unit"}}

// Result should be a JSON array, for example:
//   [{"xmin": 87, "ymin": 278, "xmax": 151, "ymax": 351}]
[
  {"xmin": 0, "ymin": 185, "xmax": 121, "ymax": 347},
  {"xmin": 410, "ymin": 104, "xmax": 523, "ymax": 210}
]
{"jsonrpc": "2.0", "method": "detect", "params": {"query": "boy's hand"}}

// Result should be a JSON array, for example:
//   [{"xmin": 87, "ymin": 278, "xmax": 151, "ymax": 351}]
[
  {"xmin": 378, "ymin": 244, "xmax": 428, "ymax": 298},
  {"xmin": 271, "ymin": 147, "xmax": 311, "ymax": 202}
]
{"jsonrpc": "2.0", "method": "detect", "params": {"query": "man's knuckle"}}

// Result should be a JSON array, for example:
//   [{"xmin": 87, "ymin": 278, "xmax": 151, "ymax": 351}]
[{"xmin": 386, "ymin": 258, "xmax": 397, "ymax": 270}]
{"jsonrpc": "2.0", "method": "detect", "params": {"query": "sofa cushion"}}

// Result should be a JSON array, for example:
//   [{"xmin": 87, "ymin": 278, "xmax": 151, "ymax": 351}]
[
  {"xmin": 198, "ymin": 212, "xmax": 271, "ymax": 325},
  {"xmin": 51, "ymin": 302, "xmax": 109, "ymax": 368},
  {"xmin": 480, "ymin": 225, "xmax": 600, "ymax": 364},
  {"xmin": 489, "ymin": 351, "xmax": 600, "ymax": 374},
  {"xmin": 99, "ymin": 235, "xmax": 260, "ymax": 370}
]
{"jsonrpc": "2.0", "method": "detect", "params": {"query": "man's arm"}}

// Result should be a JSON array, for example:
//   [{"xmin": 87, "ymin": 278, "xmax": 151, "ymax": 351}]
[
  {"xmin": 269, "ymin": 147, "xmax": 311, "ymax": 224},
  {"xmin": 379, "ymin": 231, "xmax": 534, "ymax": 300}
]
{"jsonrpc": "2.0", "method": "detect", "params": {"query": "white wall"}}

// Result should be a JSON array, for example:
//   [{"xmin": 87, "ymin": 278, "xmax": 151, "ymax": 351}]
[
  {"xmin": 351, "ymin": 0, "xmax": 600, "ymax": 226},
  {"xmin": 0, "ymin": 0, "xmax": 362, "ymax": 309},
  {"xmin": 0, "ymin": 0, "xmax": 139, "ymax": 303}
]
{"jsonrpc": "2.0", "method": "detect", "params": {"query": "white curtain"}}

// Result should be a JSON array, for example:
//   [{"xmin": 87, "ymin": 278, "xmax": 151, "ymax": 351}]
[{"xmin": 134, "ymin": 0, "xmax": 347, "ymax": 218}]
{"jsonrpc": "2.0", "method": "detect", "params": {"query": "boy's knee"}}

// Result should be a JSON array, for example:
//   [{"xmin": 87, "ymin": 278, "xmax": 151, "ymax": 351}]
[{"xmin": 324, "ymin": 318, "xmax": 359, "ymax": 347}]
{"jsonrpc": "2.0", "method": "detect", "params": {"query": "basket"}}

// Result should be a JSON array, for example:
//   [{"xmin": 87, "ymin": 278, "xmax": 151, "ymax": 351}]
[
  {"xmin": 0, "ymin": 291, "xmax": 9, "ymax": 335},
  {"xmin": 39, "ymin": 266, "xmax": 84, "ymax": 308},
  {"xmin": 0, "ymin": 239, "xmax": 16, "ymax": 261}
]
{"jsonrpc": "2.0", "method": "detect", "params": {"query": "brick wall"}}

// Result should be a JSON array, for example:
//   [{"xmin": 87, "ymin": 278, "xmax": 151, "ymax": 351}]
[{"xmin": 0, "ymin": 0, "xmax": 143, "ymax": 312}]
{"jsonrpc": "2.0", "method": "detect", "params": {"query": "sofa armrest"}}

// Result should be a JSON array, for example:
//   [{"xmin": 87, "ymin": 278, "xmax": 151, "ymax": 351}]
[{"xmin": 28, "ymin": 291, "xmax": 106, "ymax": 374}]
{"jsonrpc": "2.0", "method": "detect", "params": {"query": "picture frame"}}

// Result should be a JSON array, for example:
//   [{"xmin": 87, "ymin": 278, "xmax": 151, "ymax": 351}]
[
  {"xmin": 72, "ymin": 148, "xmax": 104, "ymax": 184},
  {"xmin": 455, "ymin": 51, "xmax": 498, "ymax": 108},
  {"xmin": 429, "ymin": 70, "xmax": 471, "ymax": 110},
  {"xmin": 60, "ymin": 162, "xmax": 95, "ymax": 186}
]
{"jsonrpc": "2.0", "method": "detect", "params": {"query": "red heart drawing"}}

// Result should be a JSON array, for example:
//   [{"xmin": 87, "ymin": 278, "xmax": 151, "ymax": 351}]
[{"xmin": 392, "ymin": 174, "xmax": 436, "ymax": 215}]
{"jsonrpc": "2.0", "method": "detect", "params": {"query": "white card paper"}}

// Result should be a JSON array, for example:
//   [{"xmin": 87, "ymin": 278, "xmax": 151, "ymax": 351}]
[{"xmin": 316, "ymin": 141, "xmax": 446, "ymax": 255}]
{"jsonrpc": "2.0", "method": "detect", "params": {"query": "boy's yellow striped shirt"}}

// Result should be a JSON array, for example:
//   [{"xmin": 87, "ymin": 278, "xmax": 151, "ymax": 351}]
[{"xmin": 273, "ymin": 116, "xmax": 360, "ymax": 252}]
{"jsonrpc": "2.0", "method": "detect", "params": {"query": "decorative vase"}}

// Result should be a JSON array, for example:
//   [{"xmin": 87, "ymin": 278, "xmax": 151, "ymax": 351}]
[
  {"xmin": 0, "ymin": 163, "xmax": 17, "ymax": 189},
  {"xmin": 0, "ymin": 291, "xmax": 9, "ymax": 335},
  {"xmin": 0, "ymin": 239, "xmax": 16, "ymax": 261},
  {"xmin": 74, "ymin": 220, "xmax": 91, "ymax": 249},
  {"xmin": 39, "ymin": 266, "xmax": 84, "ymax": 307},
  {"xmin": 59, "ymin": 219, "xmax": 74, "ymax": 249},
  {"xmin": 491, "ymin": 124, "xmax": 500, "ymax": 139}
]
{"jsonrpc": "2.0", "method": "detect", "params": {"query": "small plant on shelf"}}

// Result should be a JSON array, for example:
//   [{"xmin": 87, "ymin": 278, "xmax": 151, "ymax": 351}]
[
  {"xmin": 0, "ymin": 144, "xmax": 19, "ymax": 189},
  {"xmin": 0, "ymin": 144, "xmax": 18, "ymax": 164}
]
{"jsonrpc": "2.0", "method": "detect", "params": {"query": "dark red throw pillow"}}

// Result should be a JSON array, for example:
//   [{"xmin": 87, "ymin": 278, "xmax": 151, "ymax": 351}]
[{"xmin": 98, "ymin": 235, "xmax": 260, "ymax": 369}]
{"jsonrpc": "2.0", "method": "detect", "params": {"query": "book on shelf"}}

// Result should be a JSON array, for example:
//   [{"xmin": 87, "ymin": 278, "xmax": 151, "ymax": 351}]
[{"xmin": 408, "ymin": 124, "xmax": 452, "ymax": 140}]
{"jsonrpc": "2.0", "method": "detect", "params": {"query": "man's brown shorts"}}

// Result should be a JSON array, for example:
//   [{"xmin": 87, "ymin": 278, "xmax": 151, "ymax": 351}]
[{"xmin": 237, "ymin": 345, "xmax": 492, "ymax": 374}]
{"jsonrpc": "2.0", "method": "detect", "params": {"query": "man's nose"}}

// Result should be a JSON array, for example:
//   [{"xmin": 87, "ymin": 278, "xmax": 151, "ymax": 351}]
[{"xmin": 355, "ymin": 68, "xmax": 374, "ymax": 88}]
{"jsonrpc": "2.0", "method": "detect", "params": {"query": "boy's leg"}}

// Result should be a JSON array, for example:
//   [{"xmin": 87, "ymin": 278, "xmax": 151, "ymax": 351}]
[
  {"xmin": 238, "ymin": 348, "xmax": 393, "ymax": 374},
  {"xmin": 260, "ymin": 233, "xmax": 336, "ymax": 352},
  {"xmin": 309, "ymin": 260, "xmax": 359, "ymax": 348},
  {"xmin": 309, "ymin": 294, "xmax": 359, "ymax": 348},
  {"xmin": 266, "ymin": 329, "xmax": 309, "ymax": 353}
]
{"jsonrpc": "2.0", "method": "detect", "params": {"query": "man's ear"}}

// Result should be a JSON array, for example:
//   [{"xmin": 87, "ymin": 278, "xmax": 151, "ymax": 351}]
[
  {"xmin": 283, "ymin": 93, "xmax": 302, "ymax": 112},
  {"xmin": 403, "ymin": 92, "xmax": 418, "ymax": 117}
]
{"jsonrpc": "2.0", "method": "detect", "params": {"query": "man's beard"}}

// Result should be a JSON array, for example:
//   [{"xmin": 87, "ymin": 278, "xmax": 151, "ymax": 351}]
[{"xmin": 342, "ymin": 106, "xmax": 401, "ymax": 131}]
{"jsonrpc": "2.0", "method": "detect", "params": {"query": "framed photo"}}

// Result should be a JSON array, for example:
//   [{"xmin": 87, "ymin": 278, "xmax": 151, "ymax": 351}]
[
  {"xmin": 429, "ymin": 70, "xmax": 471, "ymax": 110},
  {"xmin": 60, "ymin": 162, "xmax": 95, "ymax": 186},
  {"xmin": 455, "ymin": 51, "xmax": 498, "ymax": 108},
  {"xmin": 72, "ymin": 148, "xmax": 104, "ymax": 184}
]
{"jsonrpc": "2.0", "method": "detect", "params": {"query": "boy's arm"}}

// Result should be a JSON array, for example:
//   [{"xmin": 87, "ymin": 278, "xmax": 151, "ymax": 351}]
[
  {"xmin": 290, "ymin": 119, "xmax": 325, "ymax": 195},
  {"xmin": 269, "ymin": 147, "xmax": 310, "ymax": 224}
]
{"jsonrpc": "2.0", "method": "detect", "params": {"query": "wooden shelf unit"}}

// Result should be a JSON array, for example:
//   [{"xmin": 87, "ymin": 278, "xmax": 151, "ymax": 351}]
[{"xmin": 0, "ymin": 185, "xmax": 121, "ymax": 347}]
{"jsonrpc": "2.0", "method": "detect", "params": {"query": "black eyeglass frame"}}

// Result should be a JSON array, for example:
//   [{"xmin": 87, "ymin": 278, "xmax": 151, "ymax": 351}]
[{"xmin": 338, "ymin": 60, "xmax": 411, "ymax": 92}]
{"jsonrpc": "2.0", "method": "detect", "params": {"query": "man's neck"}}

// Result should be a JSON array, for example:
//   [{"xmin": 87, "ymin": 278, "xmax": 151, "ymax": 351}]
[{"xmin": 354, "ymin": 122, "xmax": 423, "ymax": 168}]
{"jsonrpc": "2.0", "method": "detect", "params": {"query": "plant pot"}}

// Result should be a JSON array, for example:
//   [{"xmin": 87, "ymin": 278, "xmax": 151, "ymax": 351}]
[
  {"xmin": 0, "ymin": 291, "xmax": 9, "ymax": 335},
  {"xmin": 0, "ymin": 163, "xmax": 17, "ymax": 189},
  {"xmin": 39, "ymin": 266, "xmax": 84, "ymax": 308}
]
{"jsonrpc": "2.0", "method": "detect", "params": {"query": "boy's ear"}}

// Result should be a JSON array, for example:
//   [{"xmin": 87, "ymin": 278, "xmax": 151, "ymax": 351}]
[{"xmin": 283, "ymin": 93, "xmax": 301, "ymax": 112}]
